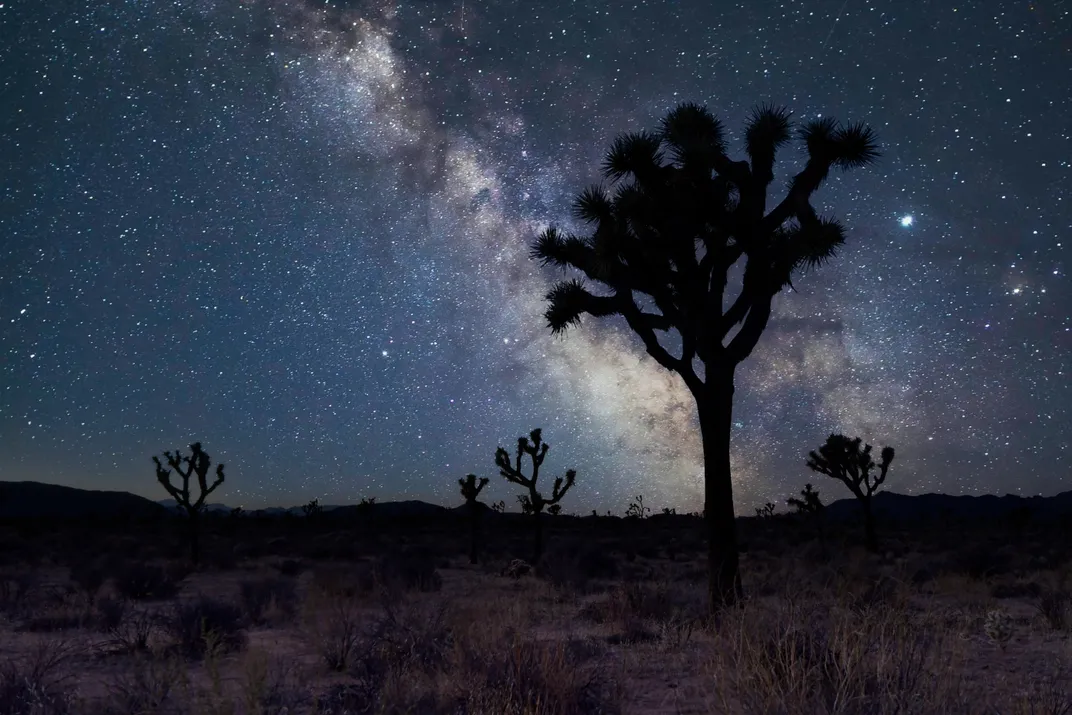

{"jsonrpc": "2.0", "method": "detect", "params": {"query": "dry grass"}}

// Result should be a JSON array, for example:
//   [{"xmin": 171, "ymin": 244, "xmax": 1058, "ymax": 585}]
[{"xmin": 0, "ymin": 518, "xmax": 1070, "ymax": 714}]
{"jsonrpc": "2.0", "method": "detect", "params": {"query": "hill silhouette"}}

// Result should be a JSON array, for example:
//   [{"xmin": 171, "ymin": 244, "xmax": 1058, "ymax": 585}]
[
  {"xmin": 822, "ymin": 489, "xmax": 1072, "ymax": 523},
  {"xmin": 4, "ymin": 480, "xmax": 1071, "ymax": 523},
  {"xmin": 0, "ymin": 481, "xmax": 169, "ymax": 519}
]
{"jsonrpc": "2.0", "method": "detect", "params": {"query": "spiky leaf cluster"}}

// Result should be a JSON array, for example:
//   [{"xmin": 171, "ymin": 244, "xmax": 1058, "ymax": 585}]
[
  {"xmin": 153, "ymin": 442, "xmax": 225, "ymax": 516},
  {"xmin": 532, "ymin": 102, "xmax": 879, "ymax": 393},
  {"xmin": 459, "ymin": 473, "xmax": 489, "ymax": 503},
  {"xmin": 787, "ymin": 483, "xmax": 825, "ymax": 515},
  {"xmin": 806, "ymin": 434, "xmax": 894, "ymax": 500},
  {"xmin": 495, "ymin": 428, "xmax": 576, "ymax": 514}
]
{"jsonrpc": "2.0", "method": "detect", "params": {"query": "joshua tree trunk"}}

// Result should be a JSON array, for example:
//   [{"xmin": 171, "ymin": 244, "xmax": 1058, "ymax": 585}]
[
  {"xmin": 468, "ymin": 501, "xmax": 481, "ymax": 565},
  {"xmin": 862, "ymin": 498, "xmax": 878, "ymax": 553},
  {"xmin": 532, "ymin": 509, "xmax": 544, "ymax": 563},
  {"xmin": 698, "ymin": 372, "xmax": 743, "ymax": 609},
  {"xmin": 188, "ymin": 510, "xmax": 202, "ymax": 566}
]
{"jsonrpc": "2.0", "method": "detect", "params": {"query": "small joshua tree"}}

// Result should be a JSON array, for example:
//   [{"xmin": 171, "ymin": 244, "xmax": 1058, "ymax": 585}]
[
  {"xmin": 806, "ymin": 434, "xmax": 894, "ymax": 553},
  {"xmin": 625, "ymin": 494, "xmax": 650, "ymax": 519},
  {"xmin": 754, "ymin": 502, "xmax": 776, "ymax": 519},
  {"xmin": 547, "ymin": 504, "xmax": 562, "ymax": 516},
  {"xmin": 459, "ymin": 473, "xmax": 489, "ymax": 564},
  {"xmin": 302, "ymin": 498, "xmax": 323, "ymax": 518},
  {"xmin": 787, "ymin": 483, "xmax": 824, "ymax": 515},
  {"xmin": 153, "ymin": 442, "xmax": 225, "ymax": 566},
  {"xmin": 787, "ymin": 483, "xmax": 826, "ymax": 542},
  {"xmin": 495, "ymin": 428, "xmax": 576, "ymax": 563}
]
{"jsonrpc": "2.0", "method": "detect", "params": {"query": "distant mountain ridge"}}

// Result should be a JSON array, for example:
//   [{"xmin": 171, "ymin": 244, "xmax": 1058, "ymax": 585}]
[
  {"xmin": 0, "ymin": 481, "xmax": 168, "ymax": 519},
  {"xmin": 2, "ymin": 480, "xmax": 1071, "ymax": 522},
  {"xmin": 822, "ymin": 489, "xmax": 1072, "ymax": 522}
]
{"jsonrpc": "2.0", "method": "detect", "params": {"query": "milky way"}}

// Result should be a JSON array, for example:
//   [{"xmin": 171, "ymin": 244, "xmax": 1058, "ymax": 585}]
[{"xmin": 1, "ymin": 0, "xmax": 1068, "ymax": 512}]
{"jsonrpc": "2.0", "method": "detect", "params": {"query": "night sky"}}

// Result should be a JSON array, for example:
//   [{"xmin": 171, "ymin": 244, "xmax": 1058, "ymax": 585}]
[{"xmin": 1, "ymin": 0, "xmax": 1068, "ymax": 514}]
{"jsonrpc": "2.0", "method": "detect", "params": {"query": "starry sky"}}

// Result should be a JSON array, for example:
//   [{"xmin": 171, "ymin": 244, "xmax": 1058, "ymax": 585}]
[{"xmin": 1, "ymin": 0, "xmax": 1069, "ymax": 514}]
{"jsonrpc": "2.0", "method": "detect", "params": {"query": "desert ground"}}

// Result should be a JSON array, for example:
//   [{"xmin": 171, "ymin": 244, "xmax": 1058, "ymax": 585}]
[{"xmin": 1, "ymin": 510, "xmax": 1070, "ymax": 714}]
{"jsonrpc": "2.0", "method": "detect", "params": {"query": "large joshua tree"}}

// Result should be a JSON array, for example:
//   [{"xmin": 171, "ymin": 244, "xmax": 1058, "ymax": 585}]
[
  {"xmin": 806, "ymin": 434, "xmax": 894, "ymax": 553},
  {"xmin": 153, "ymin": 441, "xmax": 225, "ymax": 566},
  {"xmin": 531, "ymin": 102, "xmax": 879, "ymax": 609}
]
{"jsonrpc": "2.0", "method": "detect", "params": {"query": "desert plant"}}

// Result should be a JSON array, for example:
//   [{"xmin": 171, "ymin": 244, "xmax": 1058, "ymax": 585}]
[
  {"xmin": 0, "ymin": 639, "xmax": 78, "ymax": 715},
  {"xmin": 787, "ymin": 482, "xmax": 824, "ymax": 515},
  {"xmin": 495, "ymin": 428, "xmax": 577, "ymax": 563},
  {"xmin": 308, "ymin": 594, "xmax": 363, "ymax": 672},
  {"xmin": 301, "ymin": 497, "xmax": 323, "ymax": 518},
  {"xmin": 153, "ymin": 441, "xmax": 226, "ymax": 566},
  {"xmin": 806, "ymin": 433, "xmax": 894, "ymax": 552},
  {"xmin": 531, "ymin": 102, "xmax": 880, "ymax": 609},
  {"xmin": 625, "ymin": 494, "xmax": 650, "ymax": 519},
  {"xmin": 1036, "ymin": 589, "xmax": 1071, "ymax": 632},
  {"xmin": 754, "ymin": 502, "xmax": 776, "ymax": 519},
  {"xmin": 547, "ymin": 503, "xmax": 562, "ymax": 516},
  {"xmin": 101, "ymin": 605, "xmax": 156, "ymax": 654},
  {"xmin": 239, "ymin": 577, "xmax": 298, "ymax": 626},
  {"xmin": 101, "ymin": 655, "xmax": 183, "ymax": 714},
  {"xmin": 459, "ymin": 473, "xmax": 490, "ymax": 565},
  {"xmin": 375, "ymin": 548, "xmax": 442, "ymax": 593},
  {"xmin": 111, "ymin": 561, "xmax": 183, "ymax": 601},
  {"xmin": 162, "ymin": 595, "xmax": 246, "ymax": 660},
  {"xmin": 788, "ymin": 482, "xmax": 826, "ymax": 542}
]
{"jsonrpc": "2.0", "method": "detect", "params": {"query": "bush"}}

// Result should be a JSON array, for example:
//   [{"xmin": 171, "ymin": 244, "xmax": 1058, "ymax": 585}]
[
  {"xmin": 375, "ymin": 548, "xmax": 442, "ymax": 593},
  {"xmin": 537, "ymin": 543, "xmax": 619, "ymax": 592},
  {"xmin": 239, "ymin": 577, "xmax": 298, "ymax": 626},
  {"xmin": 454, "ymin": 635, "xmax": 621, "ymax": 714},
  {"xmin": 274, "ymin": 559, "xmax": 306, "ymax": 577},
  {"xmin": 0, "ymin": 639, "xmax": 78, "ymax": 715},
  {"xmin": 111, "ymin": 562, "xmax": 183, "ymax": 601},
  {"xmin": 67, "ymin": 561, "xmax": 106, "ymax": 598},
  {"xmin": 93, "ymin": 596, "xmax": 126, "ymax": 633},
  {"xmin": 162, "ymin": 595, "xmax": 246, "ymax": 660},
  {"xmin": 1037, "ymin": 589, "xmax": 1070, "ymax": 632}
]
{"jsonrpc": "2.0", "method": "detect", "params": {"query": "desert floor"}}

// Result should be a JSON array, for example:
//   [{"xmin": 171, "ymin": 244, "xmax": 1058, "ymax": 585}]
[{"xmin": 1, "ymin": 515, "xmax": 1070, "ymax": 714}]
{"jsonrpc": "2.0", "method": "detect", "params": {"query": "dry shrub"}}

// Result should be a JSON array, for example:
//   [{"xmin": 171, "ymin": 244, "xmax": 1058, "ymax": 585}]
[
  {"xmin": 92, "ymin": 596, "xmax": 126, "ymax": 633},
  {"xmin": 304, "ymin": 589, "xmax": 364, "ymax": 672},
  {"xmin": 101, "ymin": 604, "xmax": 157, "ymax": 655},
  {"xmin": 537, "ymin": 542, "xmax": 619, "ymax": 593},
  {"xmin": 232, "ymin": 650, "xmax": 311, "ymax": 715},
  {"xmin": 0, "ymin": 569, "xmax": 39, "ymax": 620},
  {"xmin": 375, "ymin": 547, "xmax": 443, "ymax": 593},
  {"xmin": 709, "ymin": 597, "xmax": 967, "ymax": 715},
  {"xmin": 450, "ymin": 629, "xmax": 621, "ymax": 715},
  {"xmin": 67, "ymin": 560, "xmax": 107, "ymax": 598},
  {"xmin": 1036, "ymin": 588, "xmax": 1071, "ymax": 632},
  {"xmin": 238, "ymin": 576, "xmax": 298, "ymax": 626},
  {"xmin": 161, "ymin": 595, "xmax": 246, "ymax": 661},
  {"xmin": 580, "ymin": 579, "xmax": 701, "ymax": 646},
  {"xmin": 100, "ymin": 655, "xmax": 184, "ymax": 714},
  {"xmin": 273, "ymin": 558, "xmax": 306, "ymax": 577},
  {"xmin": 110, "ymin": 561, "xmax": 184, "ymax": 602},
  {"xmin": 0, "ymin": 638, "xmax": 80, "ymax": 715},
  {"xmin": 310, "ymin": 562, "xmax": 376, "ymax": 600}
]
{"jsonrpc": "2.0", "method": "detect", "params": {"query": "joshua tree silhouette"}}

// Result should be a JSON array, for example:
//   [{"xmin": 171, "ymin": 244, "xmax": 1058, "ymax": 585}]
[
  {"xmin": 531, "ymin": 102, "xmax": 880, "ymax": 609},
  {"xmin": 153, "ymin": 441, "xmax": 225, "ymax": 566},
  {"xmin": 495, "ymin": 428, "xmax": 576, "ymax": 563},
  {"xmin": 458, "ymin": 473, "xmax": 490, "ymax": 564},
  {"xmin": 806, "ymin": 434, "xmax": 894, "ymax": 553}
]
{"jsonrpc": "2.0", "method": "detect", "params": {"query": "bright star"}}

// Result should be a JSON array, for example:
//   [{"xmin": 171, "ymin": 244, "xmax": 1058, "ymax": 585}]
[{"xmin": 899, "ymin": 215, "xmax": 914, "ymax": 227}]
